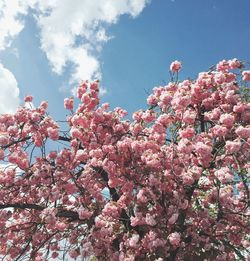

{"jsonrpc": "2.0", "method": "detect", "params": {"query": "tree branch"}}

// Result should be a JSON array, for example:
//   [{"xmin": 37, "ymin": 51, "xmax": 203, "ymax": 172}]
[{"xmin": 0, "ymin": 203, "xmax": 80, "ymax": 221}]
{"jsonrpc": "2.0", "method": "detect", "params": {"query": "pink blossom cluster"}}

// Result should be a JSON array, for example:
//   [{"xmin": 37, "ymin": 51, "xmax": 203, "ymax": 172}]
[
  {"xmin": 0, "ymin": 61, "xmax": 249, "ymax": 260},
  {"xmin": 170, "ymin": 60, "xmax": 182, "ymax": 73}
]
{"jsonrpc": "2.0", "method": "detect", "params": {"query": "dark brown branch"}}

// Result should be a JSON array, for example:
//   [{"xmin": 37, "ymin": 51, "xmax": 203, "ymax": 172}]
[
  {"xmin": 57, "ymin": 208, "xmax": 80, "ymax": 221},
  {"xmin": 233, "ymin": 155, "xmax": 250, "ymax": 206},
  {"xmin": 168, "ymin": 180, "xmax": 199, "ymax": 261},
  {"xmin": 58, "ymin": 136, "xmax": 71, "ymax": 142},
  {"xmin": 92, "ymin": 166, "xmax": 142, "ymax": 251},
  {"xmin": 1, "ymin": 136, "xmax": 31, "ymax": 149},
  {"xmin": 0, "ymin": 203, "xmax": 44, "ymax": 211},
  {"xmin": 199, "ymin": 106, "xmax": 205, "ymax": 133},
  {"xmin": 0, "ymin": 203, "xmax": 80, "ymax": 221},
  {"xmin": 1, "ymin": 135, "xmax": 70, "ymax": 151},
  {"xmin": 92, "ymin": 166, "xmax": 120, "ymax": 202}
]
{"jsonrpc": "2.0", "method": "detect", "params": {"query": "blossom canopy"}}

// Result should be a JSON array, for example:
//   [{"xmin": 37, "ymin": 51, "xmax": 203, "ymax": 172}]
[{"xmin": 0, "ymin": 59, "xmax": 249, "ymax": 260}]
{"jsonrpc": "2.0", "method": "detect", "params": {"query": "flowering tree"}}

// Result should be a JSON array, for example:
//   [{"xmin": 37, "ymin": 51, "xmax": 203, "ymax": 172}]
[{"xmin": 0, "ymin": 59, "xmax": 249, "ymax": 261}]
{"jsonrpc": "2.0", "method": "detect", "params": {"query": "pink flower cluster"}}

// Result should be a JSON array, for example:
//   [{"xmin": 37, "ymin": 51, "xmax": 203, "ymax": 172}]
[
  {"xmin": 170, "ymin": 60, "xmax": 182, "ymax": 72},
  {"xmin": 0, "ymin": 61, "xmax": 249, "ymax": 260}
]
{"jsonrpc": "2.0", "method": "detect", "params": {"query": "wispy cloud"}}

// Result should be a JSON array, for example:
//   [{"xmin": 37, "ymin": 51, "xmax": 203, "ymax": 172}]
[
  {"xmin": 0, "ymin": 63, "xmax": 20, "ymax": 114},
  {"xmin": 0, "ymin": 0, "xmax": 150, "ymax": 100},
  {"xmin": 0, "ymin": 0, "xmax": 36, "ymax": 114},
  {"xmin": 0, "ymin": 0, "xmax": 33, "ymax": 50},
  {"xmin": 35, "ymin": 0, "xmax": 150, "ymax": 92}
]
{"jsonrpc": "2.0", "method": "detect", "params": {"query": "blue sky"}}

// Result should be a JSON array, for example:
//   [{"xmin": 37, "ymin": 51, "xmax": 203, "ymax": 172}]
[{"xmin": 0, "ymin": 0, "xmax": 250, "ymax": 120}]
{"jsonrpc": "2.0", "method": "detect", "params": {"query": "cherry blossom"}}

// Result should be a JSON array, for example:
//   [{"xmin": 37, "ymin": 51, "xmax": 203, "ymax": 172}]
[
  {"xmin": 170, "ymin": 60, "xmax": 182, "ymax": 73},
  {"xmin": 0, "ymin": 60, "xmax": 249, "ymax": 260}
]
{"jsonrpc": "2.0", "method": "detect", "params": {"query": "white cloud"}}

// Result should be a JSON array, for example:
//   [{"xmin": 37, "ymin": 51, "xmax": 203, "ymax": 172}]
[
  {"xmin": 0, "ymin": 0, "xmax": 35, "ymax": 115},
  {"xmin": 35, "ymin": 0, "xmax": 150, "ymax": 86},
  {"xmin": 0, "ymin": 63, "xmax": 20, "ymax": 114},
  {"xmin": 0, "ymin": 0, "xmax": 149, "ymax": 96},
  {"xmin": 0, "ymin": 0, "xmax": 35, "ymax": 50}
]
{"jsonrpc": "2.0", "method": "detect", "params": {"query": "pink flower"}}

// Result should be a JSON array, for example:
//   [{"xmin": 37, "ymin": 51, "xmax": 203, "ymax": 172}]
[
  {"xmin": 225, "ymin": 140, "xmax": 241, "ymax": 154},
  {"xmin": 132, "ymin": 110, "xmax": 143, "ymax": 121},
  {"xmin": 70, "ymin": 127, "xmax": 82, "ymax": 139},
  {"xmin": 240, "ymin": 106, "xmax": 250, "ymax": 123},
  {"xmin": 180, "ymin": 199, "xmax": 189, "ymax": 209},
  {"xmin": 47, "ymin": 127, "xmax": 59, "ymax": 140},
  {"xmin": 195, "ymin": 142, "xmax": 212, "ymax": 158},
  {"xmin": 171, "ymin": 95, "xmax": 190, "ymax": 110},
  {"xmin": 31, "ymin": 111, "xmax": 41, "ymax": 122},
  {"xmin": 169, "ymin": 232, "xmax": 181, "ymax": 246},
  {"xmin": 214, "ymin": 72, "xmax": 226, "ymax": 84},
  {"xmin": 76, "ymin": 82, "xmax": 88, "ymax": 99},
  {"xmin": 228, "ymin": 58, "xmax": 241, "ymax": 69},
  {"xmin": 211, "ymin": 125, "xmax": 228, "ymax": 137},
  {"xmin": 145, "ymin": 213, "xmax": 156, "ymax": 226},
  {"xmin": 0, "ymin": 135, "xmax": 9, "ymax": 146},
  {"xmin": 75, "ymin": 149, "xmax": 88, "ymax": 162},
  {"xmin": 168, "ymin": 213, "xmax": 179, "ymax": 225},
  {"xmin": 0, "ymin": 149, "xmax": 4, "ymax": 160},
  {"xmin": 242, "ymin": 70, "xmax": 250, "ymax": 81},
  {"xmin": 102, "ymin": 202, "xmax": 120, "ymax": 218},
  {"xmin": 90, "ymin": 81, "xmax": 99, "ymax": 91},
  {"xmin": 55, "ymin": 222, "xmax": 68, "ymax": 231},
  {"xmin": 137, "ymin": 189, "xmax": 148, "ymax": 203},
  {"xmin": 7, "ymin": 126, "xmax": 18, "ymax": 136},
  {"xmin": 130, "ymin": 212, "xmax": 145, "ymax": 227},
  {"xmin": 219, "ymin": 113, "xmax": 235, "ymax": 128},
  {"xmin": 179, "ymin": 127, "xmax": 195, "ymax": 139},
  {"xmin": 215, "ymin": 167, "xmax": 233, "ymax": 184},
  {"xmin": 48, "ymin": 151, "xmax": 57, "ymax": 159},
  {"xmin": 24, "ymin": 95, "xmax": 33, "ymax": 102},
  {"xmin": 130, "ymin": 216, "xmax": 141, "ymax": 227},
  {"xmin": 216, "ymin": 60, "xmax": 229, "ymax": 72},
  {"xmin": 40, "ymin": 101, "xmax": 48, "ymax": 110},
  {"xmin": 183, "ymin": 110, "xmax": 196, "ymax": 124},
  {"xmin": 225, "ymin": 72, "xmax": 237, "ymax": 83},
  {"xmin": 129, "ymin": 234, "xmax": 140, "ymax": 248},
  {"xmin": 159, "ymin": 92, "xmax": 173, "ymax": 104},
  {"xmin": 233, "ymin": 103, "xmax": 245, "ymax": 113},
  {"xmin": 147, "ymin": 94, "xmax": 157, "ymax": 106},
  {"xmin": 235, "ymin": 126, "xmax": 250, "ymax": 139},
  {"xmin": 78, "ymin": 208, "xmax": 93, "ymax": 220},
  {"xmin": 178, "ymin": 138, "xmax": 193, "ymax": 154},
  {"xmin": 182, "ymin": 174, "xmax": 194, "ymax": 185},
  {"xmin": 64, "ymin": 98, "xmax": 74, "ymax": 110},
  {"xmin": 170, "ymin": 60, "xmax": 182, "ymax": 73},
  {"xmin": 210, "ymin": 108, "xmax": 221, "ymax": 120},
  {"xmin": 51, "ymin": 252, "xmax": 59, "ymax": 259},
  {"xmin": 157, "ymin": 114, "xmax": 172, "ymax": 126},
  {"xmin": 142, "ymin": 110, "xmax": 156, "ymax": 123}
]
